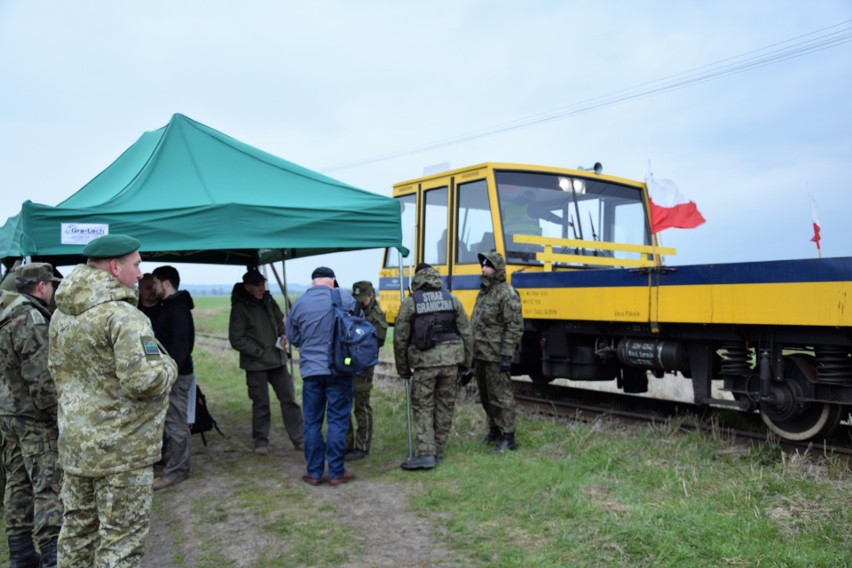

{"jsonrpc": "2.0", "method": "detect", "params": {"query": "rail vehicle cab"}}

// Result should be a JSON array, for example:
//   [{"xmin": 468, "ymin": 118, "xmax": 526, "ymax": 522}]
[
  {"xmin": 378, "ymin": 162, "xmax": 667, "ymax": 322},
  {"xmin": 378, "ymin": 162, "xmax": 852, "ymax": 443}
]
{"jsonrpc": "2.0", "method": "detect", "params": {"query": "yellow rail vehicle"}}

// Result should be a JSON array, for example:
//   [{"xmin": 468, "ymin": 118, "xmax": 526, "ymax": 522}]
[{"xmin": 379, "ymin": 162, "xmax": 852, "ymax": 441}]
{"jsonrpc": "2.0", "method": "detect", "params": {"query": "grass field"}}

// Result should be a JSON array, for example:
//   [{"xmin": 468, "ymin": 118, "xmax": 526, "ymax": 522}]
[{"xmin": 2, "ymin": 295, "xmax": 851, "ymax": 566}]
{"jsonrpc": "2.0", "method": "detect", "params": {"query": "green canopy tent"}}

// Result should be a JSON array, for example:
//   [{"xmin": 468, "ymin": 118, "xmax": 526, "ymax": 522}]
[
  {"xmin": 0, "ymin": 214, "xmax": 23, "ymax": 262},
  {"xmin": 0, "ymin": 114, "xmax": 405, "ymax": 269}
]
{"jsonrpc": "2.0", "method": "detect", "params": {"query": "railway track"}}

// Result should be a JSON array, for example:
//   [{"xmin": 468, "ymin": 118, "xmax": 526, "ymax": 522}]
[
  {"xmin": 197, "ymin": 333, "xmax": 851, "ymax": 460},
  {"xmin": 512, "ymin": 379, "xmax": 852, "ymax": 459}
]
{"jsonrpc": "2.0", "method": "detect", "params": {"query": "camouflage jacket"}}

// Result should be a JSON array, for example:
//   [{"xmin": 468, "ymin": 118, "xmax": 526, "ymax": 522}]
[
  {"xmin": 48, "ymin": 264, "xmax": 177, "ymax": 476},
  {"xmin": 393, "ymin": 266, "xmax": 472, "ymax": 373},
  {"xmin": 471, "ymin": 251, "xmax": 524, "ymax": 362},
  {"xmin": 361, "ymin": 298, "xmax": 389, "ymax": 348},
  {"xmin": 0, "ymin": 290, "xmax": 57, "ymax": 422}
]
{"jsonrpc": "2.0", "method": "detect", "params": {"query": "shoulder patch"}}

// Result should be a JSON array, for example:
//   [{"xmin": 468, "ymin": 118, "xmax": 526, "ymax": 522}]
[
  {"xmin": 140, "ymin": 336, "xmax": 162, "ymax": 357},
  {"xmin": 29, "ymin": 310, "xmax": 47, "ymax": 326}
]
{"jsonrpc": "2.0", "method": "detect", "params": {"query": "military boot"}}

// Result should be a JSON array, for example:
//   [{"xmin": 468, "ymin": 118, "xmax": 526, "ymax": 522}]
[
  {"xmin": 7, "ymin": 533, "xmax": 40, "ymax": 568},
  {"xmin": 478, "ymin": 426, "xmax": 501, "ymax": 445},
  {"xmin": 401, "ymin": 454, "xmax": 437, "ymax": 470},
  {"xmin": 38, "ymin": 535, "xmax": 58, "ymax": 568},
  {"xmin": 492, "ymin": 432, "xmax": 517, "ymax": 452}
]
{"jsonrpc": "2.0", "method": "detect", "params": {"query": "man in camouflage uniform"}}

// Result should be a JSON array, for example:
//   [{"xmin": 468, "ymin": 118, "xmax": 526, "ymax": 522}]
[
  {"xmin": 471, "ymin": 251, "xmax": 524, "ymax": 452},
  {"xmin": 0, "ymin": 263, "xmax": 63, "ymax": 568},
  {"xmin": 344, "ymin": 281, "xmax": 388, "ymax": 462},
  {"xmin": 48, "ymin": 234, "xmax": 177, "ymax": 568},
  {"xmin": 394, "ymin": 263, "xmax": 472, "ymax": 470},
  {"xmin": 0, "ymin": 263, "xmax": 22, "ymax": 523}
]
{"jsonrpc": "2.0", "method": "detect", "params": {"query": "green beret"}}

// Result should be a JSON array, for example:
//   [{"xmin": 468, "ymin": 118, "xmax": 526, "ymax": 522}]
[{"xmin": 82, "ymin": 234, "xmax": 141, "ymax": 259}]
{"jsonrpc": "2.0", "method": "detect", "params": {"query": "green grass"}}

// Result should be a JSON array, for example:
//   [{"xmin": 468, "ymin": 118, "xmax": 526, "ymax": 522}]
[{"xmin": 2, "ymin": 295, "xmax": 850, "ymax": 567}]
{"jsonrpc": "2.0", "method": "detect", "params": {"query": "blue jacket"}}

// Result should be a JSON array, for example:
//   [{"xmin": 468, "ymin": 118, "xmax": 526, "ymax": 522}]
[{"xmin": 286, "ymin": 285, "xmax": 356, "ymax": 379}]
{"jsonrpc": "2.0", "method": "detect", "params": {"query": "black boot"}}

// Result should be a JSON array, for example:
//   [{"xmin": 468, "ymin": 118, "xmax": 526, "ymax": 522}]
[
  {"xmin": 7, "ymin": 533, "xmax": 40, "ymax": 568},
  {"xmin": 478, "ymin": 426, "xmax": 501, "ymax": 445},
  {"xmin": 401, "ymin": 454, "xmax": 437, "ymax": 470},
  {"xmin": 38, "ymin": 535, "xmax": 58, "ymax": 568},
  {"xmin": 493, "ymin": 432, "xmax": 517, "ymax": 452}
]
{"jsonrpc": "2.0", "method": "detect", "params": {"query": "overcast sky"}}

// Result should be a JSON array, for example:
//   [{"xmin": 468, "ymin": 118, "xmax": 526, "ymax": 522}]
[{"xmin": 1, "ymin": 1, "xmax": 851, "ymax": 288}]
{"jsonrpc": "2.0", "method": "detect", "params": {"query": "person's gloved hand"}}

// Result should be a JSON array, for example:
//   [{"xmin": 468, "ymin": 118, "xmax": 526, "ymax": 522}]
[
  {"xmin": 499, "ymin": 355, "xmax": 512, "ymax": 373},
  {"xmin": 399, "ymin": 373, "xmax": 412, "ymax": 381},
  {"xmin": 458, "ymin": 366, "xmax": 474, "ymax": 387}
]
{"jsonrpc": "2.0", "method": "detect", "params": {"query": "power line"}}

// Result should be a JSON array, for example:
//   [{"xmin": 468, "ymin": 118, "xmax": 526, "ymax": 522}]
[{"xmin": 322, "ymin": 20, "xmax": 852, "ymax": 173}]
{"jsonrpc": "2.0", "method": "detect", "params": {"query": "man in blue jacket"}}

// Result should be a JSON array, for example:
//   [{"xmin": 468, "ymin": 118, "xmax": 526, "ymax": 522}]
[{"xmin": 286, "ymin": 266, "xmax": 357, "ymax": 486}]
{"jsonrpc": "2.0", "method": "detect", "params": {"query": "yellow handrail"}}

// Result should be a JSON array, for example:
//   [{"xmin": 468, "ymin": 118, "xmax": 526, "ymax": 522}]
[{"xmin": 512, "ymin": 234, "xmax": 676, "ymax": 270}]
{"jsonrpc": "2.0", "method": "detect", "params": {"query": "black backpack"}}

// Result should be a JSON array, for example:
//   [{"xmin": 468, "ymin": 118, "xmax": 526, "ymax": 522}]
[{"xmin": 190, "ymin": 384, "xmax": 224, "ymax": 446}]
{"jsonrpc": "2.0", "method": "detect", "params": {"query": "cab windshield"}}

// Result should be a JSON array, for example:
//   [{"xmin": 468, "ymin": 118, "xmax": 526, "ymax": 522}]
[{"xmin": 495, "ymin": 170, "xmax": 649, "ymax": 265}]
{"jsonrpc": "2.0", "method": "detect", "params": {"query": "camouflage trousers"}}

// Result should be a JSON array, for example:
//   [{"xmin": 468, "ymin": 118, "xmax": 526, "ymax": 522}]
[
  {"xmin": 0, "ymin": 431, "xmax": 4, "ymax": 503},
  {"xmin": 474, "ymin": 360, "xmax": 516, "ymax": 434},
  {"xmin": 346, "ymin": 368, "xmax": 374, "ymax": 452},
  {"xmin": 410, "ymin": 365, "xmax": 459, "ymax": 457},
  {"xmin": 0, "ymin": 415, "xmax": 63, "ymax": 544},
  {"xmin": 59, "ymin": 467, "xmax": 154, "ymax": 568}
]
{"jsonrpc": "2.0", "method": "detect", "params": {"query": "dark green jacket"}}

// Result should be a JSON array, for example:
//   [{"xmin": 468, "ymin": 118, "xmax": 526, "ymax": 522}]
[
  {"xmin": 228, "ymin": 283, "xmax": 287, "ymax": 371},
  {"xmin": 361, "ymin": 298, "xmax": 388, "ymax": 348}
]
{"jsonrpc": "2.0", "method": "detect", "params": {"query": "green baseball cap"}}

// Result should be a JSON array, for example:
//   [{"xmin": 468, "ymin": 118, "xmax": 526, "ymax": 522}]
[{"xmin": 352, "ymin": 281, "xmax": 374, "ymax": 301}]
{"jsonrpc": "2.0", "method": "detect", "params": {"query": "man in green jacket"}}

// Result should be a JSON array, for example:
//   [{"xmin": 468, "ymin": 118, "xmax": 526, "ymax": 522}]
[
  {"xmin": 49, "ymin": 234, "xmax": 177, "ymax": 567},
  {"xmin": 344, "ymin": 281, "xmax": 388, "ymax": 461},
  {"xmin": 229, "ymin": 269, "xmax": 304, "ymax": 455}
]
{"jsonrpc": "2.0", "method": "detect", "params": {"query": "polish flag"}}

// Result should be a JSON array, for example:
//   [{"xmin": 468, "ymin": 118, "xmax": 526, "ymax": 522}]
[
  {"xmin": 646, "ymin": 176, "xmax": 706, "ymax": 233},
  {"xmin": 809, "ymin": 194, "xmax": 821, "ymax": 252}
]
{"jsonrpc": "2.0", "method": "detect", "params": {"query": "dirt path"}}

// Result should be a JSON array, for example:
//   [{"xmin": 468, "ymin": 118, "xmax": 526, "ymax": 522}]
[{"xmin": 142, "ymin": 413, "xmax": 473, "ymax": 567}]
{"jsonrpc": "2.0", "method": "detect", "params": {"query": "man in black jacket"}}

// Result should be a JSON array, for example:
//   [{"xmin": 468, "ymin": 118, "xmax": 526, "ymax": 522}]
[
  {"xmin": 151, "ymin": 266, "xmax": 195, "ymax": 490},
  {"xmin": 229, "ymin": 269, "xmax": 304, "ymax": 455}
]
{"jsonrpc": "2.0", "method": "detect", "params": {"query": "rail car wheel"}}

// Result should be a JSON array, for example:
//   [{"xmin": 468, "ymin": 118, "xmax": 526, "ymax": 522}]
[{"xmin": 759, "ymin": 355, "xmax": 844, "ymax": 441}]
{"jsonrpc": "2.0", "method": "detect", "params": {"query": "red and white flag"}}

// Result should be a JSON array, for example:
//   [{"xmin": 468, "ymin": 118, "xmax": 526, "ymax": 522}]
[
  {"xmin": 646, "ymin": 176, "xmax": 706, "ymax": 233},
  {"xmin": 809, "ymin": 194, "xmax": 821, "ymax": 252}
]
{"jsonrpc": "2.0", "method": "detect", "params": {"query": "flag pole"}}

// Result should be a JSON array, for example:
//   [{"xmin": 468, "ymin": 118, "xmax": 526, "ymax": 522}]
[
  {"xmin": 645, "ymin": 161, "xmax": 662, "ymax": 269},
  {"xmin": 808, "ymin": 190, "xmax": 822, "ymax": 259}
]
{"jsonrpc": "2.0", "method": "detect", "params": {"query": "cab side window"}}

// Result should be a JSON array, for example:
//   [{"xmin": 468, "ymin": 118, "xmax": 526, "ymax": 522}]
[
  {"xmin": 456, "ymin": 179, "xmax": 494, "ymax": 263},
  {"xmin": 423, "ymin": 187, "xmax": 448, "ymax": 265},
  {"xmin": 384, "ymin": 193, "xmax": 417, "ymax": 268}
]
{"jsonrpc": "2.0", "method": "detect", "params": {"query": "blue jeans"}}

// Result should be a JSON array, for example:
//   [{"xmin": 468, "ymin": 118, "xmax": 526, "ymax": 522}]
[{"xmin": 302, "ymin": 375, "xmax": 354, "ymax": 479}]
